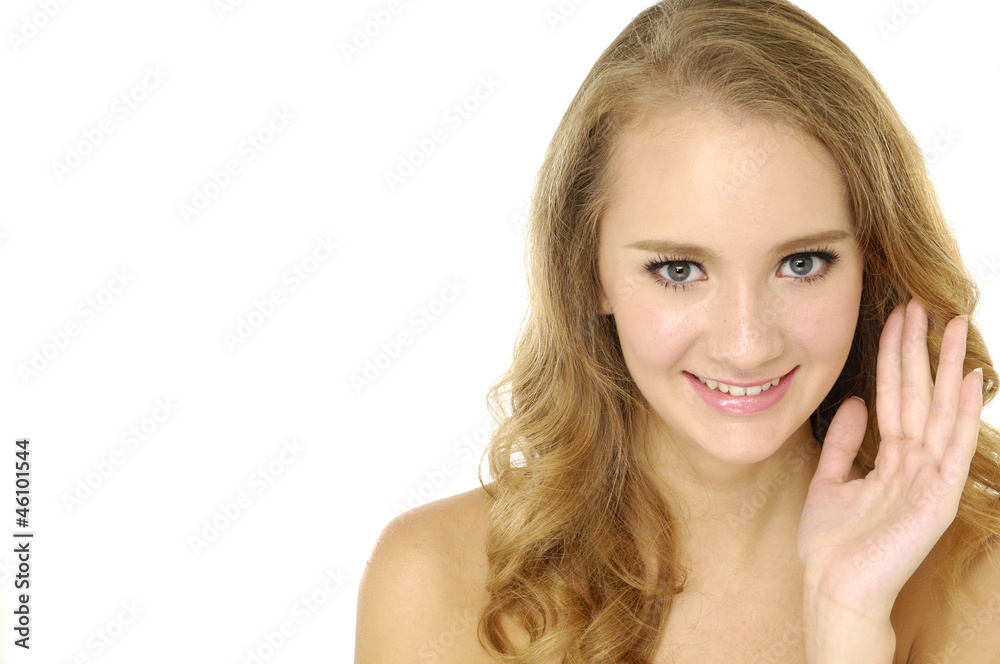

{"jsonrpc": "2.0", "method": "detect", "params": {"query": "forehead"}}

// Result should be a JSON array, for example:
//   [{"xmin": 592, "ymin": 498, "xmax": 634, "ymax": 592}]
[{"xmin": 602, "ymin": 108, "xmax": 852, "ymax": 241}]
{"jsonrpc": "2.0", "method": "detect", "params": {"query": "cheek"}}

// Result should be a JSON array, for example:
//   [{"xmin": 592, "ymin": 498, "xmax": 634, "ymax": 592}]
[
  {"xmin": 787, "ymin": 290, "xmax": 861, "ymax": 361},
  {"xmin": 613, "ymin": 295, "xmax": 696, "ymax": 370}
]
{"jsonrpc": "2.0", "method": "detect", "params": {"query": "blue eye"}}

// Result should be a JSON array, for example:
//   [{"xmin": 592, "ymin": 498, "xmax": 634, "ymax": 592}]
[
  {"xmin": 658, "ymin": 262, "xmax": 704, "ymax": 283},
  {"xmin": 778, "ymin": 251, "xmax": 840, "ymax": 281},
  {"xmin": 642, "ymin": 247, "xmax": 842, "ymax": 292},
  {"xmin": 642, "ymin": 260, "xmax": 706, "ymax": 291}
]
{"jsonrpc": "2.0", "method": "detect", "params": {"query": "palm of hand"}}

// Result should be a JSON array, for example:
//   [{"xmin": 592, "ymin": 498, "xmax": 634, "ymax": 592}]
[{"xmin": 797, "ymin": 299, "xmax": 983, "ymax": 614}]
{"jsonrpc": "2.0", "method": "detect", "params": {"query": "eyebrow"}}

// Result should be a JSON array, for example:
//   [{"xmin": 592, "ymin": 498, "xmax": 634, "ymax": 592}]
[{"xmin": 626, "ymin": 230, "xmax": 853, "ymax": 261}]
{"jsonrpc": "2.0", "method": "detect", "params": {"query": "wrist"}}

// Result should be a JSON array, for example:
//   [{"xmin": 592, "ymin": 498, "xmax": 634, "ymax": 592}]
[
  {"xmin": 802, "ymin": 589, "xmax": 896, "ymax": 663},
  {"xmin": 801, "ymin": 560, "xmax": 901, "ymax": 620}
]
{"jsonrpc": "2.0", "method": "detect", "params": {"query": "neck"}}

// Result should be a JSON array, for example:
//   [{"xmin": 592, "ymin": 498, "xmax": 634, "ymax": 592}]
[{"xmin": 638, "ymin": 408, "xmax": 822, "ymax": 564}]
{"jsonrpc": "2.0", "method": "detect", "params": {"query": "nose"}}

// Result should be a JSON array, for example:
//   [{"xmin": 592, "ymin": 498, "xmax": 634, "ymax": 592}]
[{"xmin": 704, "ymin": 281, "xmax": 785, "ymax": 379}]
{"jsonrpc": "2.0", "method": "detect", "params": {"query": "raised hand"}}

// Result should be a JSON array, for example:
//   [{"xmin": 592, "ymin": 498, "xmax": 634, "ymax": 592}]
[{"xmin": 797, "ymin": 298, "xmax": 983, "ymax": 617}]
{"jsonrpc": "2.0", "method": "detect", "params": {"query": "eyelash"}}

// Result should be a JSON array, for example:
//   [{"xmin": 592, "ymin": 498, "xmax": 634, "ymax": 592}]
[{"xmin": 643, "ymin": 246, "xmax": 842, "ymax": 292}]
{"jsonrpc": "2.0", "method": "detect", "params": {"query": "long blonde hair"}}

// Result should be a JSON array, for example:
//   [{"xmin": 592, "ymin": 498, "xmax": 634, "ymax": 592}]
[{"xmin": 478, "ymin": 1, "xmax": 1000, "ymax": 661}]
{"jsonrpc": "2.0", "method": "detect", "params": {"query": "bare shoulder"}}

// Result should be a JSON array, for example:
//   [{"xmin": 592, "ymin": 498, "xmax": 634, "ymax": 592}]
[
  {"xmin": 893, "ymin": 536, "xmax": 1000, "ymax": 663},
  {"xmin": 355, "ymin": 485, "xmax": 496, "ymax": 664}
]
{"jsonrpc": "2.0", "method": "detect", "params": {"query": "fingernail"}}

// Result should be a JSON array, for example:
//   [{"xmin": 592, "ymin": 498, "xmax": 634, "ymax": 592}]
[
  {"xmin": 849, "ymin": 395, "xmax": 866, "ymax": 405},
  {"xmin": 975, "ymin": 367, "xmax": 984, "ymax": 377}
]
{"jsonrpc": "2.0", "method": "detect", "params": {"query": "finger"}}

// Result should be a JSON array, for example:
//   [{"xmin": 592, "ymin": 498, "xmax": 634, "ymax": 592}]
[
  {"xmin": 876, "ymin": 304, "xmax": 905, "ymax": 442},
  {"xmin": 812, "ymin": 396, "xmax": 868, "ymax": 485},
  {"xmin": 923, "ymin": 315, "xmax": 969, "ymax": 458},
  {"xmin": 941, "ymin": 368, "xmax": 983, "ymax": 487},
  {"xmin": 900, "ymin": 299, "xmax": 934, "ymax": 443}
]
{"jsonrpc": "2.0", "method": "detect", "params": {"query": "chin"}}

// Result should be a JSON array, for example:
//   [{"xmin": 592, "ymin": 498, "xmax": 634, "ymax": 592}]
[
  {"xmin": 646, "ymin": 399, "xmax": 815, "ymax": 467},
  {"xmin": 696, "ymin": 429, "xmax": 792, "ymax": 465}
]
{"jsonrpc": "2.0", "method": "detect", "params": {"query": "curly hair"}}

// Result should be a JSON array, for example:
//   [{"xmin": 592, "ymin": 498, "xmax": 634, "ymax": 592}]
[{"xmin": 477, "ymin": 1, "xmax": 1000, "ymax": 661}]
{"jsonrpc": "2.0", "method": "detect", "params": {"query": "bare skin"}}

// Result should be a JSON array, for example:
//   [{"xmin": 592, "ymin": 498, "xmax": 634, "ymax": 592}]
[{"xmin": 355, "ymin": 483, "xmax": 997, "ymax": 663}]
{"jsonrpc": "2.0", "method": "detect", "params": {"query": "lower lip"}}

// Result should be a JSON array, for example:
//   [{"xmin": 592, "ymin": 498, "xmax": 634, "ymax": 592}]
[{"xmin": 686, "ymin": 367, "xmax": 797, "ymax": 415}]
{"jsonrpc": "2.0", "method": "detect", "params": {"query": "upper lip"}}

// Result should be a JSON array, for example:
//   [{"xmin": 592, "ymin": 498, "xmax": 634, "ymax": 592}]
[{"xmin": 689, "ymin": 367, "xmax": 794, "ymax": 388}]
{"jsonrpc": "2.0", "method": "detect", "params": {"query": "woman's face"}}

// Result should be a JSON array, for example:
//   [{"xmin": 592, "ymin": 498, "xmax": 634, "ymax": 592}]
[{"xmin": 597, "ymin": 108, "xmax": 864, "ymax": 466}]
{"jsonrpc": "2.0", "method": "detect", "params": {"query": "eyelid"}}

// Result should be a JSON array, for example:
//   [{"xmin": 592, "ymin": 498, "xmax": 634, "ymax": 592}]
[{"xmin": 643, "ymin": 258, "xmax": 706, "ymax": 275}]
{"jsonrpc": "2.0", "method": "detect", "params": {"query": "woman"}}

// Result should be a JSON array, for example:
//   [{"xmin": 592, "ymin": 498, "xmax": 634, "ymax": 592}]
[{"xmin": 356, "ymin": 1, "xmax": 1000, "ymax": 661}]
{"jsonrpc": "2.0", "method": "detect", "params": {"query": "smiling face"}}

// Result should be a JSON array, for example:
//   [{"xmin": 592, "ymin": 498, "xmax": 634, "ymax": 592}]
[{"xmin": 597, "ymin": 107, "xmax": 864, "ymax": 466}]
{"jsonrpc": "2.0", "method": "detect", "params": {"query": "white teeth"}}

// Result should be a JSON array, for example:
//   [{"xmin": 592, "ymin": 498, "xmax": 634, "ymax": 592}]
[{"xmin": 696, "ymin": 375, "xmax": 781, "ymax": 396}]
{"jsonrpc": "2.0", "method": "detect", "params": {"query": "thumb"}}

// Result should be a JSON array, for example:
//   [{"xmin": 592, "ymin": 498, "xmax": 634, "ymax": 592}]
[{"xmin": 812, "ymin": 396, "xmax": 868, "ymax": 485}]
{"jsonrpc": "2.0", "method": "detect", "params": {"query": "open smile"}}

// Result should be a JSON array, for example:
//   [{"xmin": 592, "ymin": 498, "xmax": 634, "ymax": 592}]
[
  {"xmin": 685, "ymin": 367, "xmax": 798, "ymax": 414},
  {"xmin": 690, "ymin": 373, "xmax": 782, "ymax": 397}
]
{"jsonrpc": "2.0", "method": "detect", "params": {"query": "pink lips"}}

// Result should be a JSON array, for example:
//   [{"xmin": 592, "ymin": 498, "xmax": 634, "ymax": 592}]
[{"xmin": 687, "ymin": 366, "xmax": 798, "ymax": 415}]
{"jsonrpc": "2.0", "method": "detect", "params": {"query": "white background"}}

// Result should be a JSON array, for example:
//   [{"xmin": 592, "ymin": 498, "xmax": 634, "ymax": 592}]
[{"xmin": 0, "ymin": 0, "xmax": 997, "ymax": 662}]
